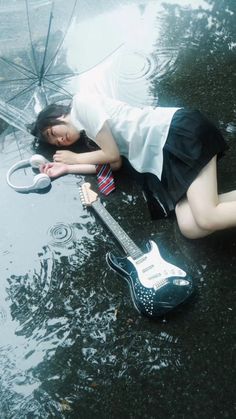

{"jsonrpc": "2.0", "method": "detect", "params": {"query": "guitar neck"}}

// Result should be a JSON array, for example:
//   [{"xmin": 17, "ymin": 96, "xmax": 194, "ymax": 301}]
[{"xmin": 92, "ymin": 200, "xmax": 143, "ymax": 259}]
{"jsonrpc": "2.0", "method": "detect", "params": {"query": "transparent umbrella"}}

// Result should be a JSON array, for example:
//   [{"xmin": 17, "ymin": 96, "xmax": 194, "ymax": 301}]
[
  {"xmin": 0, "ymin": 0, "xmax": 123, "ymax": 132},
  {"xmin": 0, "ymin": 0, "xmax": 179, "ymax": 135}
]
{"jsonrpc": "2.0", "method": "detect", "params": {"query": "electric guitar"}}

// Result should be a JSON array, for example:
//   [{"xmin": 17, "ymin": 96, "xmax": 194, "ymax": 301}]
[{"xmin": 79, "ymin": 183, "xmax": 194, "ymax": 318}]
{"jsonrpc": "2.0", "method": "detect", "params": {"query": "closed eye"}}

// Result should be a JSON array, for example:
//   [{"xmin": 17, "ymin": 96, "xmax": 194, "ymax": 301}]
[
  {"xmin": 46, "ymin": 128, "xmax": 60, "ymax": 146},
  {"xmin": 46, "ymin": 128, "xmax": 54, "ymax": 139}
]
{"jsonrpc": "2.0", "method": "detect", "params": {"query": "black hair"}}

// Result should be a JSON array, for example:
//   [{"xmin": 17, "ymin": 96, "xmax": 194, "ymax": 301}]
[
  {"xmin": 30, "ymin": 102, "xmax": 100, "ymax": 156},
  {"xmin": 30, "ymin": 103, "xmax": 71, "ymax": 142}
]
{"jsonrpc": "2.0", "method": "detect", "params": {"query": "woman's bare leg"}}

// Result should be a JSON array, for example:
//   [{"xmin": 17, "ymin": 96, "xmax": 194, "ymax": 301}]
[
  {"xmin": 175, "ymin": 157, "xmax": 236, "ymax": 239},
  {"xmin": 176, "ymin": 190, "xmax": 236, "ymax": 239},
  {"xmin": 175, "ymin": 199, "xmax": 212, "ymax": 238}
]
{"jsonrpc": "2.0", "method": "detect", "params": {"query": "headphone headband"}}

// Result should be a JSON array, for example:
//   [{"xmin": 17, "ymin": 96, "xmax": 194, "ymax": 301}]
[{"xmin": 6, "ymin": 154, "xmax": 51, "ymax": 192}]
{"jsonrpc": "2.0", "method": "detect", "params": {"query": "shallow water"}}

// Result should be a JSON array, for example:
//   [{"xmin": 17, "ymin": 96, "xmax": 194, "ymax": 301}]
[{"xmin": 0, "ymin": 1, "xmax": 236, "ymax": 418}]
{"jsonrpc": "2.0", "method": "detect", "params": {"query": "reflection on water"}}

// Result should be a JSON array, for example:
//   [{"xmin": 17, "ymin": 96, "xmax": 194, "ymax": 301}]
[
  {"xmin": 2, "ymin": 223, "xmax": 183, "ymax": 416},
  {"xmin": 0, "ymin": 0, "xmax": 236, "ymax": 418},
  {"xmin": 73, "ymin": 1, "xmax": 180, "ymax": 106}
]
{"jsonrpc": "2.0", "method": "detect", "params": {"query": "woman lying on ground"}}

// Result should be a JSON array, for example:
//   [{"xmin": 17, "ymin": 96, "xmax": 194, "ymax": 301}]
[{"xmin": 31, "ymin": 92, "xmax": 236, "ymax": 239}]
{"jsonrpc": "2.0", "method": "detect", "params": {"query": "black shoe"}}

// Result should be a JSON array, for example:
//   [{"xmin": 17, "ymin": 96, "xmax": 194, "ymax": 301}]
[{"xmin": 142, "ymin": 174, "xmax": 174, "ymax": 220}]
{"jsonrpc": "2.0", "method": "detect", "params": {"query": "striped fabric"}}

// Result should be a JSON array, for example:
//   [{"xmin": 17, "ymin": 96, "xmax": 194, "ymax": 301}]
[{"xmin": 96, "ymin": 164, "xmax": 115, "ymax": 195}]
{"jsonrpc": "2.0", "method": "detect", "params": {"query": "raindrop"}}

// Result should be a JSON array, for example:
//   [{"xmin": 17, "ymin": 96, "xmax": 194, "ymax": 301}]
[
  {"xmin": 0, "ymin": 306, "xmax": 7, "ymax": 324},
  {"xmin": 225, "ymin": 122, "xmax": 236, "ymax": 134}
]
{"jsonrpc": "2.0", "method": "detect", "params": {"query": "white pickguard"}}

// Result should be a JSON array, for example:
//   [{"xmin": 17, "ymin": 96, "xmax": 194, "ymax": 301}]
[{"xmin": 127, "ymin": 240, "xmax": 186, "ymax": 289}]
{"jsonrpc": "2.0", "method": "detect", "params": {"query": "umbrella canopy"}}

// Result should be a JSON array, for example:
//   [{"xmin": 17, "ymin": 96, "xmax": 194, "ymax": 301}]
[{"xmin": 0, "ymin": 0, "xmax": 120, "ymax": 127}]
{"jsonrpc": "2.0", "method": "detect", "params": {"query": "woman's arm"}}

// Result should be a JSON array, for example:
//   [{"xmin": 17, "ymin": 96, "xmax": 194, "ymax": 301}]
[
  {"xmin": 53, "ymin": 122, "xmax": 122, "ymax": 167},
  {"xmin": 40, "ymin": 158, "xmax": 122, "ymax": 179},
  {"xmin": 40, "ymin": 162, "xmax": 96, "ymax": 178}
]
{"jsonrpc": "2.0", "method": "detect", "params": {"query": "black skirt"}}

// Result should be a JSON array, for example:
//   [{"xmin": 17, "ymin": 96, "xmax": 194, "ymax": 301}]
[{"xmin": 143, "ymin": 108, "xmax": 229, "ymax": 219}]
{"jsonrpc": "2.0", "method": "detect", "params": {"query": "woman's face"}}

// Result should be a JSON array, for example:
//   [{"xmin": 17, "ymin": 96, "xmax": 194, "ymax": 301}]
[{"xmin": 44, "ymin": 122, "xmax": 80, "ymax": 147}]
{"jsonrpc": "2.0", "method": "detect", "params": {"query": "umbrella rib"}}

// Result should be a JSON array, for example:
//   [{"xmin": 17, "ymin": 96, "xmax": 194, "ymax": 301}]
[
  {"xmin": 45, "ymin": 42, "xmax": 124, "ymax": 82},
  {"xmin": 44, "ymin": 0, "xmax": 79, "ymax": 75},
  {"xmin": 45, "ymin": 72, "xmax": 79, "ymax": 81},
  {"xmin": 0, "ymin": 77, "xmax": 36, "ymax": 84},
  {"xmin": 25, "ymin": 0, "xmax": 40, "ymax": 77},
  {"xmin": 43, "ymin": 77, "xmax": 73, "ymax": 98},
  {"xmin": 7, "ymin": 80, "xmax": 37, "ymax": 103},
  {"xmin": 78, "ymin": 42, "xmax": 125, "ymax": 75},
  {"xmin": 39, "ymin": 1, "xmax": 54, "ymax": 84},
  {"xmin": 0, "ymin": 56, "xmax": 37, "ymax": 80}
]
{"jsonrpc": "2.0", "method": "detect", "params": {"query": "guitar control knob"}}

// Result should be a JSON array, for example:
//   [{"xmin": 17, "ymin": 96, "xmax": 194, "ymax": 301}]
[{"xmin": 173, "ymin": 279, "xmax": 190, "ymax": 286}]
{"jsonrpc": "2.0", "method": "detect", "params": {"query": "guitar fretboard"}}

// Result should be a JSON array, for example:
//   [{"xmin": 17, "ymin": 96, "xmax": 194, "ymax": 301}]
[{"xmin": 92, "ymin": 200, "xmax": 143, "ymax": 259}]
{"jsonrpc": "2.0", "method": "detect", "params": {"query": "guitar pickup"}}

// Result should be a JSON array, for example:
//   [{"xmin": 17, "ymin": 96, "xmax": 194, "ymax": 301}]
[
  {"xmin": 136, "ymin": 256, "xmax": 147, "ymax": 264},
  {"xmin": 142, "ymin": 264, "xmax": 155, "ymax": 273}
]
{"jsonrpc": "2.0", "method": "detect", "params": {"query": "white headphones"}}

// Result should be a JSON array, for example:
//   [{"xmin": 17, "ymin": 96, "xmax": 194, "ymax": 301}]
[{"xmin": 6, "ymin": 154, "xmax": 51, "ymax": 192}]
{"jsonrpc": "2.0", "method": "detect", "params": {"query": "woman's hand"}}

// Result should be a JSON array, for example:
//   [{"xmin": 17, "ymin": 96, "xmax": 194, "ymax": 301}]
[
  {"xmin": 53, "ymin": 150, "xmax": 79, "ymax": 164},
  {"xmin": 40, "ymin": 162, "xmax": 68, "ymax": 178}
]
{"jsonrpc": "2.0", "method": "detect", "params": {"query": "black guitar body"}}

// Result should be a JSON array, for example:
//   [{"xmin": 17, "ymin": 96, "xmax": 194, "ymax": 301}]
[
  {"xmin": 107, "ymin": 251, "xmax": 194, "ymax": 318},
  {"xmin": 80, "ymin": 183, "xmax": 194, "ymax": 319}
]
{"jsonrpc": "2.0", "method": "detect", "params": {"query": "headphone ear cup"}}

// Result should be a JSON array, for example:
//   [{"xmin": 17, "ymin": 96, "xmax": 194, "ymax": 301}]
[
  {"xmin": 30, "ymin": 154, "xmax": 47, "ymax": 169},
  {"xmin": 33, "ymin": 173, "xmax": 51, "ymax": 190}
]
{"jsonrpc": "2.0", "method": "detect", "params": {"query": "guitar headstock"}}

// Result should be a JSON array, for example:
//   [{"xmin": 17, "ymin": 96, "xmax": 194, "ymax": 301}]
[{"xmin": 79, "ymin": 182, "xmax": 98, "ymax": 207}]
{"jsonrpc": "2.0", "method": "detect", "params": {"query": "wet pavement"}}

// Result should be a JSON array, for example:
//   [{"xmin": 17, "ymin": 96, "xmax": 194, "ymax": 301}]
[{"xmin": 0, "ymin": 1, "xmax": 236, "ymax": 418}]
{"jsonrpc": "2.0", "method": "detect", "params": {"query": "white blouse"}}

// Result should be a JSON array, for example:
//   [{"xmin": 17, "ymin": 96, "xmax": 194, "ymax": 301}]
[{"xmin": 70, "ymin": 93, "xmax": 179, "ymax": 180}]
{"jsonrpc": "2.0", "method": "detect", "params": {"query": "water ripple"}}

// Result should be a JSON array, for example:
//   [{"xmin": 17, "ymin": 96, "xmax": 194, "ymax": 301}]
[
  {"xmin": 48, "ymin": 223, "xmax": 74, "ymax": 247},
  {"xmin": 119, "ymin": 48, "xmax": 178, "ymax": 83}
]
